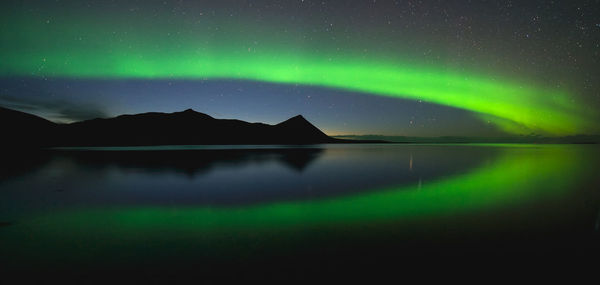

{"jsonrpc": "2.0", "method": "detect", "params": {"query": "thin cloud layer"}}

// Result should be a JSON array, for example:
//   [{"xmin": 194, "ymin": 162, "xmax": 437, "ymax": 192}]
[{"xmin": 0, "ymin": 95, "xmax": 106, "ymax": 123}]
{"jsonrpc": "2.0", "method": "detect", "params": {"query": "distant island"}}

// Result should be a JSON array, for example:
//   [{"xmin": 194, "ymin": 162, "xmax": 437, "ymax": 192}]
[
  {"xmin": 0, "ymin": 106, "xmax": 384, "ymax": 147},
  {"xmin": 334, "ymin": 134, "xmax": 600, "ymax": 144}
]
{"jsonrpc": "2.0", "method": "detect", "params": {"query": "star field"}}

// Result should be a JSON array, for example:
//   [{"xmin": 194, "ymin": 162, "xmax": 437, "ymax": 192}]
[{"xmin": 1, "ymin": 0, "xmax": 598, "ymax": 136}]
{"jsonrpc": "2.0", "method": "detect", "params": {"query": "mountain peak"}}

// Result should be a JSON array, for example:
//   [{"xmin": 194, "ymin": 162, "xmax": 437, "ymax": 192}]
[
  {"xmin": 277, "ymin": 114, "xmax": 316, "ymax": 128},
  {"xmin": 279, "ymin": 114, "xmax": 309, "ymax": 125},
  {"xmin": 291, "ymin": 114, "xmax": 306, "ymax": 120},
  {"xmin": 273, "ymin": 114, "xmax": 334, "ymax": 143},
  {"xmin": 175, "ymin": 108, "xmax": 214, "ymax": 119}
]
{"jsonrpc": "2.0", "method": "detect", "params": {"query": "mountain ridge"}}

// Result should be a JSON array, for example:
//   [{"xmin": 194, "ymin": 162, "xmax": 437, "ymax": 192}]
[{"xmin": 1, "ymin": 106, "xmax": 381, "ymax": 147}]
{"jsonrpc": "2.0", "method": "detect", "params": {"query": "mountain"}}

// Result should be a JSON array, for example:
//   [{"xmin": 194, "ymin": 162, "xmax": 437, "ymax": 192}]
[
  {"xmin": 0, "ymin": 106, "xmax": 57, "ymax": 147},
  {"xmin": 272, "ymin": 115, "xmax": 334, "ymax": 144},
  {"xmin": 1, "ymin": 107, "xmax": 360, "ymax": 147}
]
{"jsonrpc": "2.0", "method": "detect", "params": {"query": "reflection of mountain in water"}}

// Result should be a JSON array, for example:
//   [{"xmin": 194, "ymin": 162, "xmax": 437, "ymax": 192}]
[
  {"xmin": 0, "ymin": 146, "xmax": 501, "ymax": 208},
  {"xmin": 58, "ymin": 148, "xmax": 325, "ymax": 176},
  {"xmin": 0, "ymin": 150, "xmax": 54, "ymax": 182},
  {"xmin": 0, "ymin": 148, "xmax": 325, "ymax": 181}
]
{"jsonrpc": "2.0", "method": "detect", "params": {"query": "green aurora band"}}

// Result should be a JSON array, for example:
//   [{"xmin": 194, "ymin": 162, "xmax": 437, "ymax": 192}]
[{"xmin": 1, "ymin": 11, "xmax": 597, "ymax": 135}]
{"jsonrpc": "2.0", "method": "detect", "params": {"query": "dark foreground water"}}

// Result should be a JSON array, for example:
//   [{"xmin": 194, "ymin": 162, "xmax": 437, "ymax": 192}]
[{"xmin": 1, "ymin": 144, "xmax": 599, "ymax": 280}]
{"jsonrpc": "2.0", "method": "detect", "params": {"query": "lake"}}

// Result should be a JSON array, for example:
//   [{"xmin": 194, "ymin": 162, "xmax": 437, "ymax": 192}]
[{"xmin": 1, "ymin": 144, "xmax": 599, "ymax": 279}]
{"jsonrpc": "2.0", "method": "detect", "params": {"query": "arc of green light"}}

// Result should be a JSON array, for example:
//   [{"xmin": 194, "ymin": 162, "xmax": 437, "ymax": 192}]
[
  {"xmin": 5, "ymin": 52, "xmax": 592, "ymax": 135},
  {"xmin": 1, "ymin": 12, "xmax": 596, "ymax": 135}
]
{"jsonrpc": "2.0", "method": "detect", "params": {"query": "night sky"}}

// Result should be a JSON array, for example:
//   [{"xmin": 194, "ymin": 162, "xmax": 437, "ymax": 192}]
[{"xmin": 1, "ymin": 0, "xmax": 599, "ymax": 137}]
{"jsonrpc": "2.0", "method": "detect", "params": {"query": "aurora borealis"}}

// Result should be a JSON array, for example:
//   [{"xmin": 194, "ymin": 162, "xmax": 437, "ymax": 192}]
[
  {"xmin": 1, "ymin": 0, "xmax": 599, "ymax": 136},
  {"xmin": 3, "ymin": 1, "xmax": 600, "ymax": 278}
]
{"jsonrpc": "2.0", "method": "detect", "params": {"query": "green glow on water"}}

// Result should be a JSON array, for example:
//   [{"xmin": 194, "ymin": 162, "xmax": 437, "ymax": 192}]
[
  {"xmin": 57, "ymin": 146, "xmax": 577, "ymax": 228},
  {"xmin": 1, "ymin": 145, "xmax": 586, "ymax": 262}
]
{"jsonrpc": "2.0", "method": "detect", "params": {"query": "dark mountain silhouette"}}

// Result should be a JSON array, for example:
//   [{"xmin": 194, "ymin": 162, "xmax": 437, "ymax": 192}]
[
  {"xmin": 1, "ymin": 106, "xmax": 381, "ymax": 147},
  {"xmin": 271, "ymin": 115, "xmax": 334, "ymax": 144},
  {"xmin": 0, "ymin": 106, "xmax": 57, "ymax": 147}
]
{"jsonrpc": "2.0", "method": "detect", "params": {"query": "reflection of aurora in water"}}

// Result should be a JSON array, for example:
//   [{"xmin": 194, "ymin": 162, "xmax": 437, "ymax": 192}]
[{"xmin": 0, "ymin": 145, "xmax": 592, "ymax": 262}]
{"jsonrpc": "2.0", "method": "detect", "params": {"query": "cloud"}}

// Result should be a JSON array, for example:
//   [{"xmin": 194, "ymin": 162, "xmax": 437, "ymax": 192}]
[
  {"xmin": 0, "ymin": 95, "xmax": 107, "ymax": 123},
  {"xmin": 54, "ymin": 106, "xmax": 107, "ymax": 122}
]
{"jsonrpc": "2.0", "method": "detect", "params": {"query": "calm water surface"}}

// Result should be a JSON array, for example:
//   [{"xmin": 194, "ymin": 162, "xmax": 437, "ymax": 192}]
[{"xmin": 1, "ymin": 144, "xmax": 599, "ymax": 278}]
